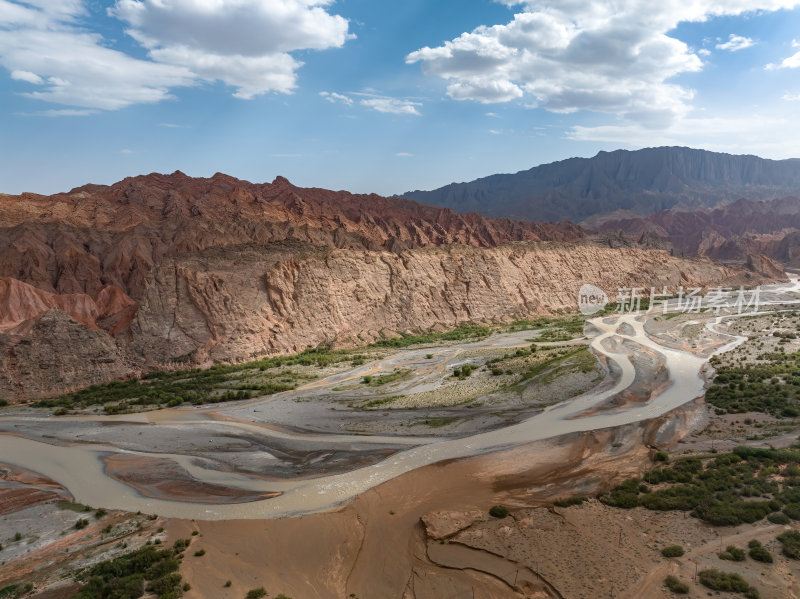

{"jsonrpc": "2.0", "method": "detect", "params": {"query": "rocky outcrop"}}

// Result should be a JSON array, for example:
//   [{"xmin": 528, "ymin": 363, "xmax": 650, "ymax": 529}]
[{"xmin": 0, "ymin": 310, "xmax": 135, "ymax": 400}]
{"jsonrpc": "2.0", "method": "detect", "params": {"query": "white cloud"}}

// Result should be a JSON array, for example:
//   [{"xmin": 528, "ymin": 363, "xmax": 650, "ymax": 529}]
[
  {"xmin": 783, "ymin": 92, "xmax": 800, "ymax": 100},
  {"xmin": 360, "ymin": 96, "xmax": 421, "ymax": 116},
  {"xmin": 112, "ymin": 0, "xmax": 351, "ymax": 98},
  {"xmin": 320, "ymin": 91, "xmax": 422, "ymax": 115},
  {"xmin": 698, "ymin": 48, "xmax": 712, "ymax": 56},
  {"xmin": 716, "ymin": 34, "xmax": 756, "ymax": 51},
  {"xmin": 0, "ymin": 0, "xmax": 352, "ymax": 111},
  {"xmin": 395, "ymin": 152, "xmax": 413, "ymax": 157},
  {"xmin": 10, "ymin": 69, "xmax": 42, "ymax": 84},
  {"xmin": 407, "ymin": 1, "xmax": 800, "ymax": 127},
  {"xmin": 320, "ymin": 91, "xmax": 353, "ymax": 105},
  {"xmin": 768, "ymin": 49, "xmax": 800, "ymax": 69}
]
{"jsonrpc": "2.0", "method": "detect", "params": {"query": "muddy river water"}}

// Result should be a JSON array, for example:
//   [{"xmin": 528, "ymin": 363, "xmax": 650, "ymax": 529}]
[{"xmin": 1, "ymin": 278, "xmax": 798, "ymax": 520}]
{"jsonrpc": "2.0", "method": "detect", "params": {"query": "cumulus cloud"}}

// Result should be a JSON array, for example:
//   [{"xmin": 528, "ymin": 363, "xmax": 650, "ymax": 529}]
[
  {"xmin": 111, "ymin": 0, "xmax": 352, "ymax": 98},
  {"xmin": 0, "ymin": 0, "xmax": 352, "ymax": 110},
  {"xmin": 407, "ymin": 0, "xmax": 800, "ymax": 127},
  {"xmin": 768, "ymin": 49, "xmax": 800, "ymax": 69},
  {"xmin": 716, "ymin": 34, "xmax": 756, "ymax": 51},
  {"xmin": 0, "ymin": 2, "xmax": 194, "ymax": 109},
  {"xmin": 10, "ymin": 69, "xmax": 42, "ymax": 84}
]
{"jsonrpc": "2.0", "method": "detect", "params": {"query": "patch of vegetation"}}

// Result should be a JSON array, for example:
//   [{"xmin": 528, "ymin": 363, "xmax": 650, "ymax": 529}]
[
  {"xmin": 361, "ymin": 369, "xmax": 411, "ymax": 387},
  {"xmin": 664, "ymin": 575, "xmax": 689, "ymax": 594},
  {"xmin": 778, "ymin": 529, "xmax": 800, "ymax": 559},
  {"xmin": 654, "ymin": 451, "xmax": 669, "ymax": 462},
  {"xmin": 748, "ymin": 541, "xmax": 773, "ymax": 563},
  {"xmin": 361, "ymin": 395, "xmax": 403, "ymax": 409},
  {"xmin": 768, "ymin": 512, "xmax": 790, "ymax": 524},
  {"xmin": 245, "ymin": 588, "xmax": 267, "ymax": 599},
  {"xmin": 707, "ymin": 349, "xmax": 800, "ymax": 417},
  {"xmin": 35, "ymin": 346, "xmax": 365, "ymax": 413},
  {"xmin": 56, "ymin": 500, "xmax": 93, "ymax": 513},
  {"xmin": 75, "ymin": 518, "xmax": 89, "ymax": 530},
  {"xmin": 600, "ymin": 446, "xmax": 800, "ymax": 526},
  {"xmin": 661, "ymin": 545, "xmax": 684, "ymax": 558},
  {"xmin": 719, "ymin": 545, "xmax": 746, "ymax": 561},
  {"xmin": 74, "ymin": 539, "xmax": 192, "ymax": 599},
  {"xmin": 0, "ymin": 584, "xmax": 34, "ymax": 599},
  {"xmin": 371, "ymin": 324, "xmax": 491, "ymax": 348},
  {"xmin": 0, "ymin": 399, "xmax": 8, "ymax": 407},
  {"xmin": 489, "ymin": 505, "xmax": 509, "ymax": 518},
  {"xmin": 553, "ymin": 496, "xmax": 585, "ymax": 508},
  {"xmin": 698, "ymin": 569, "xmax": 759, "ymax": 598},
  {"xmin": 452, "ymin": 364, "xmax": 474, "ymax": 379}
]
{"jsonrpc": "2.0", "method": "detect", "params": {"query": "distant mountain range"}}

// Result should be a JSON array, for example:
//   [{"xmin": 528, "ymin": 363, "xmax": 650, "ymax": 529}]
[{"xmin": 401, "ymin": 147, "xmax": 800, "ymax": 224}]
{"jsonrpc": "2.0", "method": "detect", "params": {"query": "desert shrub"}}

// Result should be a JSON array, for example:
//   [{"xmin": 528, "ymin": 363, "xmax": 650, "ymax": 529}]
[
  {"xmin": 553, "ymin": 496, "xmax": 584, "ymax": 508},
  {"xmin": 768, "ymin": 512, "xmax": 790, "ymax": 524},
  {"xmin": 749, "ymin": 545, "xmax": 773, "ymax": 563},
  {"xmin": 489, "ymin": 505, "xmax": 509, "ymax": 518},
  {"xmin": 664, "ymin": 575, "xmax": 689, "ymax": 594},
  {"xmin": 719, "ymin": 545, "xmax": 746, "ymax": 561},
  {"xmin": 778, "ymin": 530, "xmax": 800, "ymax": 559},
  {"xmin": 661, "ymin": 545, "xmax": 684, "ymax": 558},
  {"xmin": 245, "ymin": 588, "xmax": 267, "ymax": 599},
  {"xmin": 654, "ymin": 451, "xmax": 669, "ymax": 462},
  {"xmin": 75, "ymin": 518, "xmax": 89, "ymax": 530},
  {"xmin": 698, "ymin": 569, "xmax": 756, "ymax": 596}
]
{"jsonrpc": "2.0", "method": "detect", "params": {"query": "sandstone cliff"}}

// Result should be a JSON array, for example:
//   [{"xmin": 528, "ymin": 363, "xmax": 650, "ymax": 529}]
[{"xmin": 125, "ymin": 242, "xmax": 762, "ymax": 366}]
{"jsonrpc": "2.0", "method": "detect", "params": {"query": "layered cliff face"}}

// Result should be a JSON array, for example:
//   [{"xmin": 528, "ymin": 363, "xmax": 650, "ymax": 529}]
[
  {"xmin": 126, "ymin": 242, "xmax": 761, "ymax": 367},
  {"xmin": 0, "ymin": 172, "xmax": 781, "ymax": 401}
]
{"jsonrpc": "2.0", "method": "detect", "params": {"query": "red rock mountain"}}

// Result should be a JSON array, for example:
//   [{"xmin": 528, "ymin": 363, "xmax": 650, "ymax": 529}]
[{"xmin": 0, "ymin": 172, "xmax": 780, "ymax": 400}]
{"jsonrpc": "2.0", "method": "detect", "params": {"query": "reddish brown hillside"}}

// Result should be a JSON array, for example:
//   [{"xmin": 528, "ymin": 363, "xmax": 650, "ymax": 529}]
[{"xmin": 0, "ymin": 172, "xmax": 585, "ymax": 299}]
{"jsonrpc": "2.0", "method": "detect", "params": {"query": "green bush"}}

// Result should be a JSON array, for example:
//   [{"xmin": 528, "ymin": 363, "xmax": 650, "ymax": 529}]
[
  {"xmin": 245, "ymin": 588, "xmax": 267, "ymax": 599},
  {"xmin": 778, "ymin": 530, "xmax": 800, "ymax": 559},
  {"xmin": 75, "ymin": 518, "xmax": 89, "ymax": 530},
  {"xmin": 654, "ymin": 451, "xmax": 669, "ymax": 462},
  {"xmin": 664, "ymin": 575, "xmax": 689, "ymax": 594},
  {"xmin": 489, "ymin": 505, "xmax": 509, "ymax": 518},
  {"xmin": 768, "ymin": 512, "xmax": 790, "ymax": 524},
  {"xmin": 719, "ymin": 545, "xmax": 746, "ymax": 561},
  {"xmin": 553, "ymin": 496, "xmax": 584, "ymax": 508},
  {"xmin": 749, "ymin": 545, "xmax": 773, "ymax": 563},
  {"xmin": 698, "ymin": 569, "xmax": 756, "ymax": 595},
  {"xmin": 661, "ymin": 545, "xmax": 684, "ymax": 558},
  {"xmin": 74, "ymin": 540, "xmax": 189, "ymax": 599}
]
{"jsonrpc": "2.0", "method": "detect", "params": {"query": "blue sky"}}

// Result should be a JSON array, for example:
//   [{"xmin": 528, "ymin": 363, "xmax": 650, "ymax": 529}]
[{"xmin": 2, "ymin": 1, "xmax": 800, "ymax": 196}]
